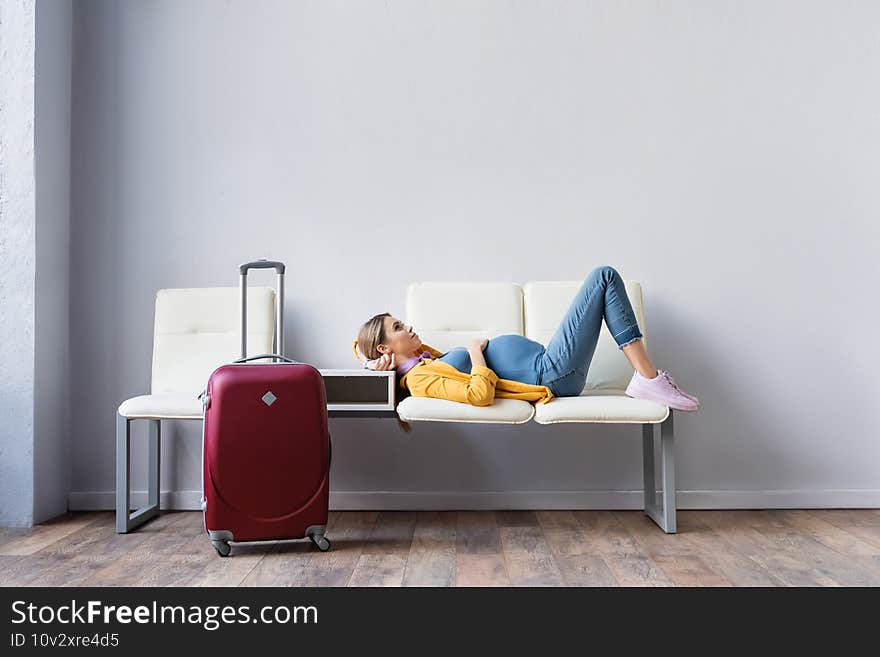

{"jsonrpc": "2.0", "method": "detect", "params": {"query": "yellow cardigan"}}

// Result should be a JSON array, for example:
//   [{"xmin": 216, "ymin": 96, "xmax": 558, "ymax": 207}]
[{"xmin": 352, "ymin": 340, "xmax": 555, "ymax": 406}]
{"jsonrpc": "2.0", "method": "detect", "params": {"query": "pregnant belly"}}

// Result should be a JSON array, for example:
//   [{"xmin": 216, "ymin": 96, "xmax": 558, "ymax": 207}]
[{"xmin": 436, "ymin": 334, "xmax": 546, "ymax": 385}]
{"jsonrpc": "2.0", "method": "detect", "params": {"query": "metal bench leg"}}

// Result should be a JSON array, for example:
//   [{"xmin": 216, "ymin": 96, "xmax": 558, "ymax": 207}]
[
  {"xmin": 116, "ymin": 414, "xmax": 161, "ymax": 533},
  {"xmin": 116, "ymin": 414, "xmax": 130, "ymax": 533},
  {"xmin": 641, "ymin": 411, "xmax": 676, "ymax": 533},
  {"xmin": 148, "ymin": 419, "xmax": 161, "ymax": 508}
]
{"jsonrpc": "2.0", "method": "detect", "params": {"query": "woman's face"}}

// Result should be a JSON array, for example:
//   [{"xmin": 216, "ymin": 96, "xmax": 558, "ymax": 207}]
[{"xmin": 379, "ymin": 316, "xmax": 422, "ymax": 358}]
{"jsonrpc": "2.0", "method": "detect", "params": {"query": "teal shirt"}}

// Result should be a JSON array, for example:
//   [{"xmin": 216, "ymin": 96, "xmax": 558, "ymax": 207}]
[{"xmin": 436, "ymin": 334, "xmax": 545, "ymax": 385}]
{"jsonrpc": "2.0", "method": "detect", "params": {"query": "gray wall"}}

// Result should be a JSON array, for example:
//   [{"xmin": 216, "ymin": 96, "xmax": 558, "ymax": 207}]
[
  {"xmin": 0, "ymin": 0, "xmax": 37, "ymax": 526},
  {"xmin": 34, "ymin": 0, "xmax": 73, "ymax": 523},
  {"xmin": 68, "ymin": 0, "xmax": 880, "ymax": 511},
  {"xmin": 0, "ymin": 0, "xmax": 72, "ymax": 526}
]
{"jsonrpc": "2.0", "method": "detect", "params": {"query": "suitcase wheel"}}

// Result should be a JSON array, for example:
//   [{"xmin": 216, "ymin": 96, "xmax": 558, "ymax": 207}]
[
  {"xmin": 212, "ymin": 539, "xmax": 232, "ymax": 557},
  {"xmin": 310, "ymin": 534, "xmax": 331, "ymax": 552}
]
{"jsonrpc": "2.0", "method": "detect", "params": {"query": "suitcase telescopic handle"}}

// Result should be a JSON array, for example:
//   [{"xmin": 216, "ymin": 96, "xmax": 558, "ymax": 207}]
[
  {"xmin": 233, "ymin": 354, "xmax": 301, "ymax": 365},
  {"xmin": 239, "ymin": 260, "xmax": 285, "ymax": 275},
  {"xmin": 240, "ymin": 259, "xmax": 285, "ymax": 362}
]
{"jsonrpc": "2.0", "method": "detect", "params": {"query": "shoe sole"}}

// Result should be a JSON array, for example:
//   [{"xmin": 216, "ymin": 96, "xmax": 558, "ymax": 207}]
[{"xmin": 625, "ymin": 389, "xmax": 699, "ymax": 412}]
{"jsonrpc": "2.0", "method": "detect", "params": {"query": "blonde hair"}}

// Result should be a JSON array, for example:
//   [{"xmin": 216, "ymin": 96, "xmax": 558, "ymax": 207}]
[
  {"xmin": 352, "ymin": 312, "xmax": 412, "ymax": 434},
  {"xmin": 352, "ymin": 312, "xmax": 391, "ymax": 362}
]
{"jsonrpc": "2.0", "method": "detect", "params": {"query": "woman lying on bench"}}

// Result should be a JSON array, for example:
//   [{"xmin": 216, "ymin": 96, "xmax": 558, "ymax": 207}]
[{"xmin": 352, "ymin": 265, "xmax": 699, "ymax": 412}]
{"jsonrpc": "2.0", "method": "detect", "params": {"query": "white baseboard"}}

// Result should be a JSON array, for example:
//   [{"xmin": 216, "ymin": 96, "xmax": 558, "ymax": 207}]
[{"xmin": 68, "ymin": 488, "xmax": 880, "ymax": 511}]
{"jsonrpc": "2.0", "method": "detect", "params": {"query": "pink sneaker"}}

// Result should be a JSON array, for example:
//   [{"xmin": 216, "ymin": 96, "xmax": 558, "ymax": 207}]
[{"xmin": 625, "ymin": 368, "xmax": 700, "ymax": 412}]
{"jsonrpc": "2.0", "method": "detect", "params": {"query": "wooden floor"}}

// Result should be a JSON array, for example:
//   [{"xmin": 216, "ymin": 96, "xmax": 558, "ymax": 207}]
[{"xmin": 2, "ymin": 509, "xmax": 880, "ymax": 586}]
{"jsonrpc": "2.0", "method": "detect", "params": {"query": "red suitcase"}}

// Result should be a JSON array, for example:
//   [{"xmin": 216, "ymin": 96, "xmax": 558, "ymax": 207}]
[{"xmin": 200, "ymin": 260, "xmax": 331, "ymax": 557}]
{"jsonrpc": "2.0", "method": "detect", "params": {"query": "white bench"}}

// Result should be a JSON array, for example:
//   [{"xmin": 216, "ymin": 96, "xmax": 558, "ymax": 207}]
[
  {"xmin": 116, "ymin": 280, "xmax": 676, "ymax": 535},
  {"xmin": 394, "ymin": 278, "xmax": 677, "ymax": 533}
]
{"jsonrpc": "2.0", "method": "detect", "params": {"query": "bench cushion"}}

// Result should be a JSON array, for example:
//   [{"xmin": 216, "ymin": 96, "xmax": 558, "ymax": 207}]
[
  {"xmin": 406, "ymin": 282, "xmax": 524, "ymax": 352},
  {"xmin": 396, "ymin": 396, "xmax": 535, "ymax": 424},
  {"xmin": 533, "ymin": 392, "xmax": 668, "ymax": 424},
  {"xmin": 118, "ymin": 393, "xmax": 203, "ymax": 419},
  {"xmin": 152, "ymin": 286, "xmax": 276, "ymax": 395}
]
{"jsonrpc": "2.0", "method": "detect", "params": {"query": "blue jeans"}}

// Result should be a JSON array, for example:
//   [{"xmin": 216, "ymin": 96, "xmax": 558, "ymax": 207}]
[
  {"xmin": 435, "ymin": 266, "xmax": 643, "ymax": 397},
  {"xmin": 537, "ymin": 265, "xmax": 643, "ymax": 396}
]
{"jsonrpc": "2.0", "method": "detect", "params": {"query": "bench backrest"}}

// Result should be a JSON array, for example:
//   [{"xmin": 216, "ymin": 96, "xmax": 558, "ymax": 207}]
[
  {"xmin": 406, "ymin": 279, "xmax": 647, "ymax": 394},
  {"xmin": 152, "ymin": 286, "xmax": 276, "ymax": 394}
]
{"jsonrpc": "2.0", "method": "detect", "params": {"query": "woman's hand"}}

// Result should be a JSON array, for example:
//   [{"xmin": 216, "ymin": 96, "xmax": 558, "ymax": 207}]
[
  {"xmin": 467, "ymin": 338, "xmax": 489, "ymax": 369},
  {"xmin": 367, "ymin": 353, "xmax": 398, "ymax": 371}
]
